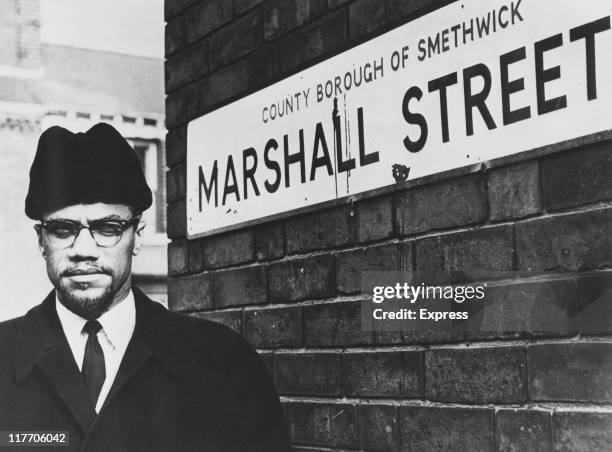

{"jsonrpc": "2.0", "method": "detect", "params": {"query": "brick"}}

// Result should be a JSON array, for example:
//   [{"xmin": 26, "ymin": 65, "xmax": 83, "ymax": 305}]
[
  {"xmin": 165, "ymin": 89, "xmax": 186, "ymax": 129},
  {"xmin": 214, "ymin": 265, "xmax": 266, "ymax": 307},
  {"xmin": 184, "ymin": 0, "xmax": 233, "ymax": 43},
  {"xmin": 489, "ymin": 161, "xmax": 541, "ymax": 221},
  {"xmin": 255, "ymin": 221, "xmax": 285, "ymax": 261},
  {"xmin": 329, "ymin": 0, "xmax": 351, "ymax": 7},
  {"xmin": 286, "ymin": 206, "xmax": 355, "ymax": 254},
  {"xmin": 235, "ymin": 0, "xmax": 264, "ymax": 14},
  {"xmin": 541, "ymin": 141, "xmax": 612, "ymax": 211},
  {"xmin": 343, "ymin": 351, "xmax": 423, "ymax": 397},
  {"xmin": 291, "ymin": 448, "xmax": 350, "ymax": 452},
  {"xmin": 167, "ymin": 200, "xmax": 187, "ymax": 238},
  {"xmin": 184, "ymin": 43, "xmax": 278, "ymax": 118},
  {"xmin": 416, "ymin": 225, "xmax": 514, "ymax": 272},
  {"xmin": 165, "ymin": 40, "xmax": 209, "ymax": 93},
  {"xmin": 336, "ymin": 243, "xmax": 403, "ymax": 294},
  {"xmin": 165, "ymin": 0, "xmax": 199, "ymax": 19},
  {"xmin": 516, "ymin": 208, "xmax": 612, "ymax": 271},
  {"xmin": 349, "ymin": 0, "xmax": 385, "ymax": 39},
  {"xmin": 303, "ymin": 301, "xmax": 373, "ymax": 346},
  {"xmin": 166, "ymin": 164, "xmax": 186, "ymax": 203},
  {"xmin": 278, "ymin": 9, "xmax": 348, "ymax": 73},
  {"xmin": 554, "ymin": 411, "xmax": 612, "ymax": 452},
  {"xmin": 165, "ymin": 16, "xmax": 185, "ymax": 56},
  {"xmin": 286, "ymin": 402, "xmax": 358, "ymax": 448},
  {"xmin": 575, "ymin": 272, "xmax": 612, "ymax": 335},
  {"xmin": 399, "ymin": 407, "xmax": 494, "ymax": 452},
  {"xmin": 291, "ymin": 448, "xmax": 355, "ymax": 452},
  {"xmin": 210, "ymin": 10, "xmax": 263, "ymax": 70},
  {"xmin": 274, "ymin": 353, "xmax": 341, "ymax": 396},
  {"xmin": 202, "ymin": 230, "xmax": 254, "ymax": 268},
  {"xmin": 185, "ymin": 61, "xmax": 249, "ymax": 119},
  {"xmin": 395, "ymin": 174, "xmax": 487, "ymax": 236},
  {"xmin": 356, "ymin": 195, "xmax": 393, "ymax": 243},
  {"xmin": 465, "ymin": 278, "xmax": 579, "ymax": 340},
  {"xmin": 168, "ymin": 239, "xmax": 188, "ymax": 275},
  {"xmin": 375, "ymin": 321, "xmax": 463, "ymax": 347},
  {"xmin": 264, "ymin": 0, "xmax": 328, "ymax": 40},
  {"xmin": 359, "ymin": 405, "xmax": 399, "ymax": 452},
  {"xmin": 188, "ymin": 238, "xmax": 205, "ymax": 272},
  {"xmin": 496, "ymin": 409, "xmax": 552, "ymax": 452},
  {"xmin": 267, "ymin": 255, "xmax": 334, "ymax": 302},
  {"xmin": 528, "ymin": 343, "xmax": 612, "ymax": 402},
  {"xmin": 184, "ymin": 78, "xmax": 209, "ymax": 121},
  {"xmin": 426, "ymin": 347, "xmax": 527, "ymax": 403},
  {"xmin": 243, "ymin": 306, "xmax": 302, "ymax": 347},
  {"xmin": 191, "ymin": 309, "xmax": 242, "ymax": 334},
  {"xmin": 385, "ymin": 0, "xmax": 451, "ymax": 25},
  {"xmin": 168, "ymin": 273, "xmax": 213, "ymax": 311},
  {"xmin": 242, "ymin": 42, "xmax": 280, "ymax": 89},
  {"xmin": 166, "ymin": 126, "xmax": 187, "ymax": 166}
]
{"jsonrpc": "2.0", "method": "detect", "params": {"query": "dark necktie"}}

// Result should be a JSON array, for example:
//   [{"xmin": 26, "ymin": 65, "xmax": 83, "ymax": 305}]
[{"xmin": 82, "ymin": 320, "xmax": 105, "ymax": 409}]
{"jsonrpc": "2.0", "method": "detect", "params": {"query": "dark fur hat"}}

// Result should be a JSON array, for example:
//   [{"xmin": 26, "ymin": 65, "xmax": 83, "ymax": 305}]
[{"xmin": 25, "ymin": 123, "xmax": 152, "ymax": 219}]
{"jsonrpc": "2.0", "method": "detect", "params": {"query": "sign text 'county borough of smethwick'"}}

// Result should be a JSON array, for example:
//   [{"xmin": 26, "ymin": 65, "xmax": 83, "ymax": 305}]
[{"xmin": 187, "ymin": 0, "xmax": 612, "ymax": 237}]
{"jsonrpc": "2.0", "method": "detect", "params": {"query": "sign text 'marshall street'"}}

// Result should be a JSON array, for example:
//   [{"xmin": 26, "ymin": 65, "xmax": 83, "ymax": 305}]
[{"xmin": 187, "ymin": 0, "xmax": 612, "ymax": 237}]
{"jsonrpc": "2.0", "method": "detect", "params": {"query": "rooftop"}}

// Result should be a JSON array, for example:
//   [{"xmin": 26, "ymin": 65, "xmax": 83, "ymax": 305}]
[{"xmin": 0, "ymin": 44, "xmax": 164, "ymax": 114}]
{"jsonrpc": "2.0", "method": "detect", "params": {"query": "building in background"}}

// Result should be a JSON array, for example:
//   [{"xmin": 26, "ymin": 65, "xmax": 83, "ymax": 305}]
[{"xmin": 0, "ymin": 0, "xmax": 167, "ymax": 321}]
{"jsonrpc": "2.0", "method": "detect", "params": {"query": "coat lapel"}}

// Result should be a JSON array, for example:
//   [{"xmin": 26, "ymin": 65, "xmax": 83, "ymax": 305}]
[
  {"xmin": 83, "ymin": 288, "xmax": 178, "ymax": 444},
  {"xmin": 36, "ymin": 348, "xmax": 96, "ymax": 430},
  {"xmin": 94, "ymin": 288, "xmax": 177, "ymax": 416},
  {"xmin": 14, "ymin": 291, "xmax": 95, "ymax": 431}
]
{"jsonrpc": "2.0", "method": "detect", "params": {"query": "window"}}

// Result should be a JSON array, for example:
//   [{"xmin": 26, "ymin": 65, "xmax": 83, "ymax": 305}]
[{"xmin": 129, "ymin": 139, "xmax": 166, "ymax": 234}]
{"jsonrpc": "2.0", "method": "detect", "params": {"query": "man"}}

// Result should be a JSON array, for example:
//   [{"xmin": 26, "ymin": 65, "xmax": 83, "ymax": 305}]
[{"xmin": 0, "ymin": 123, "xmax": 290, "ymax": 451}]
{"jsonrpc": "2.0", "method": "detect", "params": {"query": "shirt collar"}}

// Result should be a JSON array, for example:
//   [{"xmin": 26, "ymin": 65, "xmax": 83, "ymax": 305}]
[{"xmin": 55, "ymin": 290, "xmax": 136, "ymax": 348}]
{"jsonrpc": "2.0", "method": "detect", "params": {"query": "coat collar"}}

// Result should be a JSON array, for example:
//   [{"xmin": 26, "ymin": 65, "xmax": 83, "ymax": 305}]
[
  {"xmin": 15, "ymin": 286, "xmax": 179, "ymax": 382},
  {"xmin": 14, "ymin": 290, "xmax": 94, "ymax": 430},
  {"xmin": 14, "ymin": 287, "xmax": 180, "ymax": 431},
  {"xmin": 15, "ymin": 290, "xmax": 68, "ymax": 381}
]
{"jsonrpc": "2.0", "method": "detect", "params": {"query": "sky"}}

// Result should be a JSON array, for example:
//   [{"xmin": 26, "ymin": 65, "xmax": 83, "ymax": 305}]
[{"xmin": 40, "ymin": 0, "xmax": 165, "ymax": 58}]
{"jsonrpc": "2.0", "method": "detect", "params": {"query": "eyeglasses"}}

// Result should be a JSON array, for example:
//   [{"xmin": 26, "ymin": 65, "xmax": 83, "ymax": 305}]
[{"xmin": 37, "ymin": 217, "xmax": 141, "ymax": 249}]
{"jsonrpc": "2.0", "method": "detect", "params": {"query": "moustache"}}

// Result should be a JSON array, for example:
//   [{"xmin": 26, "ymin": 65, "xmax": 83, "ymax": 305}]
[{"xmin": 62, "ymin": 266, "xmax": 112, "ymax": 277}]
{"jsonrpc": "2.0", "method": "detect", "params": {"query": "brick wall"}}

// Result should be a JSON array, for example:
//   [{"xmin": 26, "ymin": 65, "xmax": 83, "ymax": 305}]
[{"xmin": 164, "ymin": 1, "xmax": 612, "ymax": 450}]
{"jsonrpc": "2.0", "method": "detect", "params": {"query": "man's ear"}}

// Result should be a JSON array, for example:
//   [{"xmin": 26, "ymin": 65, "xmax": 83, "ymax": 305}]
[
  {"xmin": 132, "ymin": 218, "xmax": 146, "ymax": 256},
  {"xmin": 34, "ymin": 224, "xmax": 45, "ymax": 258}
]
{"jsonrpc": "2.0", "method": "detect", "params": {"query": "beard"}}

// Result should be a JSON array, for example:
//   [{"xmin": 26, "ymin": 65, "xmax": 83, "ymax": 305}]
[
  {"xmin": 55, "ymin": 266, "xmax": 117, "ymax": 320},
  {"xmin": 56, "ymin": 281, "xmax": 115, "ymax": 320}
]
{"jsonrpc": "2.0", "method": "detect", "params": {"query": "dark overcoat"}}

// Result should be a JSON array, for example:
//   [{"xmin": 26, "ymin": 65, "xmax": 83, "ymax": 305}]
[{"xmin": 0, "ymin": 288, "xmax": 290, "ymax": 451}]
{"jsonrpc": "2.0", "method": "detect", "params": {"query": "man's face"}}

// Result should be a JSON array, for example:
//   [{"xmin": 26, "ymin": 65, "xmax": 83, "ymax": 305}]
[{"xmin": 36, "ymin": 203, "xmax": 145, "ymax": 319}]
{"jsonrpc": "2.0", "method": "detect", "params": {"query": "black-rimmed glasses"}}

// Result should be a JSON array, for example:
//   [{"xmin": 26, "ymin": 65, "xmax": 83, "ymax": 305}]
[{"xmin": 36, "ymin": 217, "xmax": 141, "ymax": 249}]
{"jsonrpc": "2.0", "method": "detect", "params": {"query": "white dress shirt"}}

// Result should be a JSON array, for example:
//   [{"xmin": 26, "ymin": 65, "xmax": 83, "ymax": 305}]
[{"xmin": 55, "ymin": 291, "xmax": 136, "ymax": 413}]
